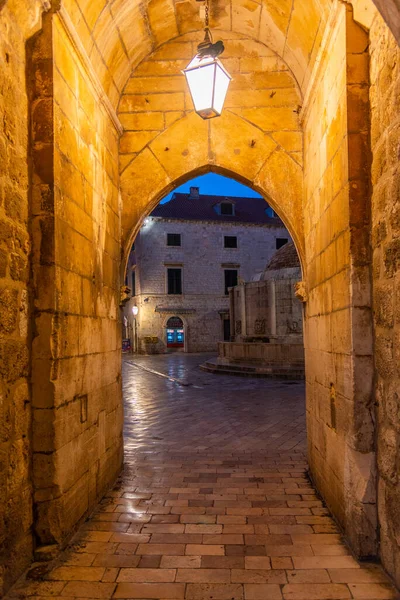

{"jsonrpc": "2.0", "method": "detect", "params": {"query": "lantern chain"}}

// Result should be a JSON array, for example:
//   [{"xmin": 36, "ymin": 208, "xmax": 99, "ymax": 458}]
[{"xmin": 205, "ymin": 0, "xmax": 209, "ymax": 28}]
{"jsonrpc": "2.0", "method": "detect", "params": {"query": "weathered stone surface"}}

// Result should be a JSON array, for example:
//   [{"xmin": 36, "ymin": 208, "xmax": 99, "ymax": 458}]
[
  {"xmin": 303, "ymin": 2, "xmax": 379, "ymax": 565},
  {"xmin": 369, "ymin": 9, "xmax": 400, "ymax": 589},
  {"xmin": 1, "ymin": 0, "xmax": 400, "ymax": 594},
  {"xmin": 0, "ymin": 0, "xmax": 44, "ymax": 592}
]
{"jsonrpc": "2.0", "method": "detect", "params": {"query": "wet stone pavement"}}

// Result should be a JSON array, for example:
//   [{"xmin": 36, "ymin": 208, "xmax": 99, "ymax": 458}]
[{"xmin": 10, "ymin": 354, "xmax": 399, "ymax": 600}]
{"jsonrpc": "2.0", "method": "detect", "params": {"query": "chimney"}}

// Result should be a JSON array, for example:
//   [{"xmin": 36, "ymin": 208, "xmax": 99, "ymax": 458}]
[{"xmin": 189, "ymin": 186, "xmax": 199, "ymax": 199}]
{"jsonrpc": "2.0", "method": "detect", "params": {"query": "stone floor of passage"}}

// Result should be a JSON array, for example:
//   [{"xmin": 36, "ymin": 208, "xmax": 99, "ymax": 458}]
[{"xmin": 9, "ymin": 354, "xmax": 399, "ymax": 600}]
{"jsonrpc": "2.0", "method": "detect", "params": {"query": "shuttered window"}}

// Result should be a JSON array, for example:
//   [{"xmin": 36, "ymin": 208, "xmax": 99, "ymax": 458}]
[{"xmin": 167, "ymin": 268, "xmax": 182, "ymax": 294}]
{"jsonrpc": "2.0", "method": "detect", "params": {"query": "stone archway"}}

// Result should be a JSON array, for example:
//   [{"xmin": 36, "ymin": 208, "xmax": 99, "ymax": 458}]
[
  {"xmin": 121, "ymin": 160, "xmax": 305, "ymax": 281},
  {"xmin": 2, "ymin": 0, "xmax": 400, "ymax": 593}
]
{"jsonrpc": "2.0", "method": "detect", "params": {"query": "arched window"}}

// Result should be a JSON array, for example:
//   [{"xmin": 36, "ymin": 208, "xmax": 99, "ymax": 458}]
[{"xmin": 166, "ymin": 316, "xmax": 184, "ymax": 328}]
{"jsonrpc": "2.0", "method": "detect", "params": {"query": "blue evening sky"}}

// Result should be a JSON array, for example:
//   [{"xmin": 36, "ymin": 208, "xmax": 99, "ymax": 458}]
[{"xmin": 161, "ymin": 173, "xmax": 262, "ymax": 203}]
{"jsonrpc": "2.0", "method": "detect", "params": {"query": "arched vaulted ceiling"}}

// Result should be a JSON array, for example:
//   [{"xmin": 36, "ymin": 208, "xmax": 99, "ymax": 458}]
[{"xmin": 60, "ymin": 0, "xmax": 338, "ymax": 108}]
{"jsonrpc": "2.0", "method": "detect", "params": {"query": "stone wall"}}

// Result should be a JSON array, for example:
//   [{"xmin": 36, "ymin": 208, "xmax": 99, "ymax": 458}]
[
  {"xmin": 303, "ymin": 3, "xmax": 376, "ymax": 558},
  {"xmin": 29, "ymin": 10, "xmax": 123, "ymax": 550},
  {"xmin": 0, "ymin": 1, "xmax": 45, "ymax": 593},
  {"xmin": 369, "ymin": 13, "xmax": 400, "ymax": 587}
]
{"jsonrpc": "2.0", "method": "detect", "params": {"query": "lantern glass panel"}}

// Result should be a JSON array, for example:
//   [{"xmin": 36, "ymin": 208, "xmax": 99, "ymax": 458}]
[
  {"xmin": 214, "ymin": 62, "xmax": 231, "ymax": 114},
  {"xmin": 184, "ymin": 53, "xmax": 231, "ymax": 118},
  {"xmin": 185, "ymin": 60, "xmax": 216, "ymax": 114}
]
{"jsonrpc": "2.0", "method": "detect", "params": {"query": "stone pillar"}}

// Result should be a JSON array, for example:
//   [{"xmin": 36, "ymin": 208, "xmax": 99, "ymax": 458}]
[
  {"xmin": 28, "ymin": 11, "xmax": 59, "ymax": 547},
  {"xmin": 229, "ymin": 288, "xmax": 235, "ymax": 341},
  {"xmin": 28, "ymin": 10, "xmax": 123, "ymax": 550},
  {"xmin": 369, "ymin": 12, "xmax": 400, "ymax": 588},
  {"xmin": 303, "ymin": 3, "xmax": 376, "ymax": 560},
  {"xmin": 240, "ymin": 283, "xmax": 247, "ymax": 338}
]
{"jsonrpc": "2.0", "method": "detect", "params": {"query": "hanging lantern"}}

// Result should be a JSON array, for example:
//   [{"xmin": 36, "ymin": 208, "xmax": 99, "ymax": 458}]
[{"xmin": 183, "ymin": 4, "xmax": 231, "ymax": 119}]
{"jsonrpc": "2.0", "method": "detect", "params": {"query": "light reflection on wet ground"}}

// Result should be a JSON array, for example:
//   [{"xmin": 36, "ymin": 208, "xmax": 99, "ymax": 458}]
[{"xmin": 122, "ymin": 353, "xmax": 306, "ymax": 457}]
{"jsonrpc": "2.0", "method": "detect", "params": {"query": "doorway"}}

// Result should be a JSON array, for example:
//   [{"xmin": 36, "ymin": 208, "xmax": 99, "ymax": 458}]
[{"xmin": 166, "ymin": 316, "xmax": 185, "ymax": 350}]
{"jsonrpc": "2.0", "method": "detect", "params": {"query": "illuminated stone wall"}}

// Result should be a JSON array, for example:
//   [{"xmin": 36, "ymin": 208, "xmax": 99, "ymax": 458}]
[
  {"xmin": 370, "ymin": 12, "xmax": 400, "ymax": 586},
  {"xmin": 303, "ymin": 3, "xmax": 376, "ymax": 558},
  {"xmin": 29, "ymin": 10, "xmax": 123, "ymax": 551},
  {"xmin": 0, "ymin": 1, "xmax": 45, "ymax": 593}
]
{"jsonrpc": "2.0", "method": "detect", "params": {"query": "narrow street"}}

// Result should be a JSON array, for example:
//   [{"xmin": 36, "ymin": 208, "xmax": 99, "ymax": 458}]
[{"xmin": 10, "ymin": 355, "xmax": 398, "ymax": 600}]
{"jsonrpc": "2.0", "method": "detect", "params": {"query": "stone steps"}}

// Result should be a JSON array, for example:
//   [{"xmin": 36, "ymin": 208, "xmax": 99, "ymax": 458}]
[{"xmin": 200, "ymin": 359, "xmax": 305, "ymax": 380}]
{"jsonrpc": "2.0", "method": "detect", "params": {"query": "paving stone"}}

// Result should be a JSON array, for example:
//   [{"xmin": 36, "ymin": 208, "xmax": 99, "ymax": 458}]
[
  {"xmin": 113, "ymin": 582, "xmax": 185, "ymax": 598},
  {"xmin": 161, "ymin": 556, "xmax": 202, "ymax": 568},
  {"xmin": 61, "ymin": 582, "xmax": 116, "ymax": 597},
  {"xmin": 186, "ymin": 583, "xmax": 244, "ymax": 599},
  {"xmin": 186, "ymin": 545, "xmax": 225, "ymax": 556},
  {"xmin": 231, "ymin": 569, "xmax": 287, "ymax": 584},
  {"xmin": 244, "ymin": 583, "xmax": 283, "ymax": 599},
  {"xmin": 244, "ymin": 557, "xmax": 271, "ymax": 570},
  {"xmin": 292, "ymin": 556, "xmax": 359, "ymax": 569},
  {"xmin": 117, "ymin": 567, "xmax": 176, "ymax": 582},
  {"xmin": 286, "ymin": 569, "xmax": 330, "ymax": 584},
  {"xmin": 281, "ymin": 583, "xmax": 352, "ymax": 599},
  {"xmin": 348, "ymin": 583, "xmax": 400, "ymax": 598},
  {"xmin": 329, "ymin": 568, "xmax": 395, "ymax": 583},
  {"xmin": 47, "ymin": 567, "xmax": 106, "ymax": 581},
  {"xmin": 176, "ymin": 568, "xmax": 231, "ymax": 583}
]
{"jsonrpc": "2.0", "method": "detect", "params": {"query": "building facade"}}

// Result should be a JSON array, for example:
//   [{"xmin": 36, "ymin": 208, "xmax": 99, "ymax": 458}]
[{"xmin": 124, "ymin": 188, "xmax": 290, "ymax": 353}]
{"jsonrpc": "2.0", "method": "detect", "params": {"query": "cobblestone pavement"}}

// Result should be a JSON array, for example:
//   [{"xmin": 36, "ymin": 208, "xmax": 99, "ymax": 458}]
[{"xmin": 11, "ymin": 354, "xmax": 399, "ymax": 600}]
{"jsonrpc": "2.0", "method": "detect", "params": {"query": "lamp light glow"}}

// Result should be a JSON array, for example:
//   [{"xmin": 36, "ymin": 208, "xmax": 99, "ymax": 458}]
[
  {"xmin": 183, "ymin": 54, "xmax": 231, "ymax": 119},
  {"xmin": 132, "ymin": 306, "xmax": 139, "ymax": 316}
]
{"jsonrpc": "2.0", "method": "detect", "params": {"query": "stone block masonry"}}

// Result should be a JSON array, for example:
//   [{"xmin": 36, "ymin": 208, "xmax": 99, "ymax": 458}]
[
  {"xmin": 370, "ymin": 12, "xmax": 400, "ymax": 587},
  {"xmin": 0, "ymin": 1, "xmax": 45, "ymax": 593},
  {"xmin": 27, "ymin": 8, "xmax": 124, "ymax": 565},
  {"xmin": 303, "ymin": 1, "xmax": 376, "ymax": 561}
]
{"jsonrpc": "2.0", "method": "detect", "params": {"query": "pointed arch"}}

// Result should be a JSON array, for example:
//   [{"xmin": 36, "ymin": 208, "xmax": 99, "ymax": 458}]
[{"xmin": 120, "ymin": 111, "xmax": 304, "ymax": 278}]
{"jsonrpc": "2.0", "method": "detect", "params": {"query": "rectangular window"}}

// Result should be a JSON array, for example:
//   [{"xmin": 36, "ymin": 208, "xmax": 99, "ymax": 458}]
[
  {"xmin": 131, "ymin": 271, "xmax": 136, "ymax": 296},
  {"xmin": 224, "ymin": 269, "xmax": 238, "ymax": 295},
  {"xmin": 224, "ymin": 235, "xmax": 237, "ymax": 248},
  {"xmin": 167, "ymin": 268, "xmax": 182, "ymax": 295},
  {"xmin": 167, "ymin": 233, "xmax": 181, "ymax": 246},
  {"xmin": 220, "ymin": 203, "xmax": 234, "ymax": 216},
  {"xmin": 276, "ymin": 238, "xmax": 288, "ymax": 250}
]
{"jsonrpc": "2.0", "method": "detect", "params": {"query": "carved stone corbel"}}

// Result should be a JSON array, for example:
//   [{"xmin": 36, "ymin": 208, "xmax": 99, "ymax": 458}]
[
  {"xmin": 294, "ymin": 281, "xmax": 308, "ymax": 303},
  {"xmin": 120, "ymin": 285, "xmax": 131, "ymax": 306}
]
